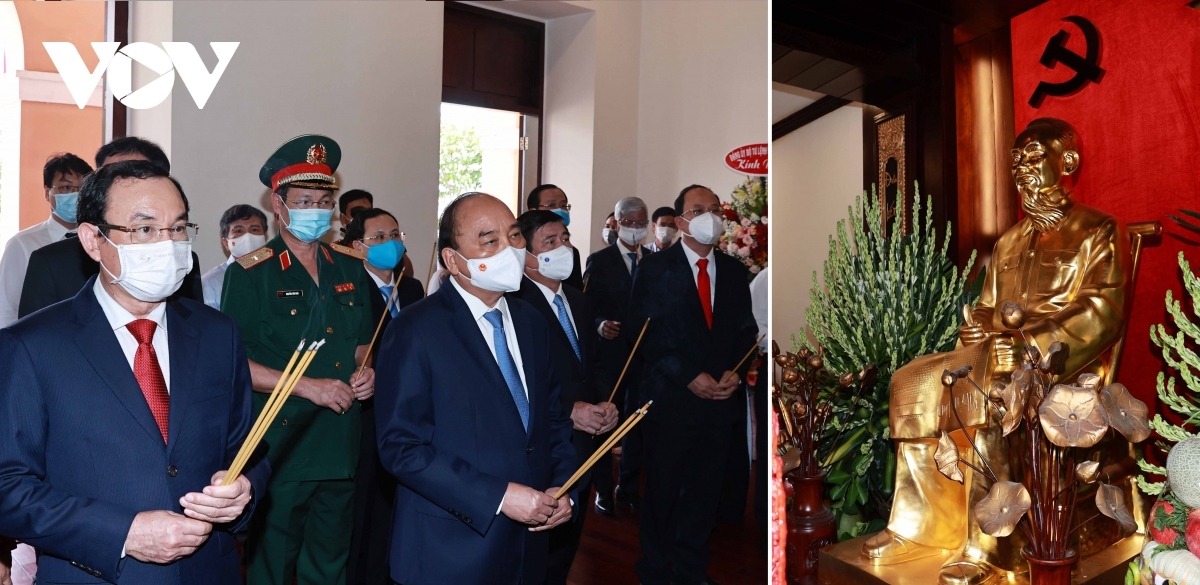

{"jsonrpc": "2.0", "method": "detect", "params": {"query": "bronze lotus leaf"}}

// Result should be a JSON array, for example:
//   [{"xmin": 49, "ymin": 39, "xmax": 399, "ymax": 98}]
[
  {"xmin": 772, "ymin": 340, "xmax": 781, "ymax": 358},
  {"xmin": 1099, "ymin": 383, "xmax": 1151, "ymax": 443},
  {"xmin": 1075, "ymin": 460, "xmax": 1100, "ymax": 484},
  {"xmin": 838, "ymin": 373, "xmax": 855, "ymax": 388},
  {"xmin": 782, "ymin": 368, "xmax": 801, "ymax": 384},
  {"xmin": 1038, "ymin": 384, "xmax": 1110, "ymax": 448},
  {"xmin": 974, "ymin": 480, "xmax": 1032, "ymax": 537},
  {"xmin": 1076, "ymin": 372, "xmax": 1102, "ymax": 390},
  {"xmin": 857, "ymin": 364, "xmax": 878, "ymax": 388},
  {"xmin": 1038, "ymin": 341, "xmax": 1070, "ymax": 376},
  {"xmin": 1000, "ymin": 301, "xmax": 1026, "ymax": 330},
  {"xmin": 934, "ymin": 431, "xmax": 964, "ymax": 484},
  {"xmin": 782, "ymin": 447, "xmax": 803, "ymax": 474},
  {"xmin": 1096, "ymin": 483, "xmax": 1138, "ymax": 536},
  {"xmin": 1000, "ymin": 366, "xmax": 1033, "ymax": 436}
]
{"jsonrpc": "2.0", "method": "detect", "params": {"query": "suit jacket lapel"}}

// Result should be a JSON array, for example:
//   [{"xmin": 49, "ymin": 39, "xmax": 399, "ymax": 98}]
[
  {"xmin": 71, "ymin": 282, "xmax": 166, "ymax": 449},
  {"xmin": 669, "ymin": 245, "xmax": 709, "ymax": 328},
  {"xmin": 438, "ymin": 285, "xmax": 526, "ymax": 433},
  {"xmin": 165, "ymin": 301, "xmax": 200, "ymax": 454}
]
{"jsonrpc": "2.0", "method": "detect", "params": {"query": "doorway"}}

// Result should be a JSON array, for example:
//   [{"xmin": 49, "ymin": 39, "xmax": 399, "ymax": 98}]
[{"xmin": 438, "ymin": 103, "xmax": 527, "ymax": 219}]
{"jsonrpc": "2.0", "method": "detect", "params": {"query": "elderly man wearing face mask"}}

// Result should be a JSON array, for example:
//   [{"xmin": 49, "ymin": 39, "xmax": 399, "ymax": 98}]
[
  {"xmin": 221, "ymin": 135, "xmax": 376, "ymax": 585},
  {"xmin": 0, "ymin": 160, "xmax": 267, "ymax": 585},
  {"xmin": 583, "ymin": 196, "xmax": 652, "ymax": 515}
]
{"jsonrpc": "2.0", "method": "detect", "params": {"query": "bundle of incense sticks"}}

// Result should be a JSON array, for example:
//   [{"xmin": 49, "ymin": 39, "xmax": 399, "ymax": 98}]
[
  {"xmin": 352, "ymin": 282, "xmax": 400, "ymax": 382},
  {"xmin": 222, "ymin": 339, "xmax": 326, "ymax": 486},
  {"xmin": 554, "ymin": 400, "xmax": 653, "ymax": 500}
]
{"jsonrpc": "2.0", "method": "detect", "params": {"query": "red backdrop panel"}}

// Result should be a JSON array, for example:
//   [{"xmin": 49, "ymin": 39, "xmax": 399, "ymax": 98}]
[{"xmin": 1012, "ymin": 0, "xmax": 1200, "ymax": 408}]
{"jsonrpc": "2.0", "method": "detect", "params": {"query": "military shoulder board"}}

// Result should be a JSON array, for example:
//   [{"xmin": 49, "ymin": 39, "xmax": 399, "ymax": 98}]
[
  {"xmin": 330, "ymin": 242, "xmax": 365, "ymax": 260},
  {"xmin": 237, "ymin": 247, "xmax": 274, "ymax": 269}
]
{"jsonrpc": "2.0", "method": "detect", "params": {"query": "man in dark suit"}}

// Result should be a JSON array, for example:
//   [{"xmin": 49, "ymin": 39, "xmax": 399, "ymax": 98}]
[
  {"xmin": 18, "ymin": 137, "xmax": 202, "ymax": 318},
  {"xmin": 512, "ymin": 210, "xmax": 619, "ymax": 584},
  {"xmin": 341, "ymin": 208, "xmax": 424, "ymax": 585},
  {"xmin": 0, "ymin": 160, "xmax": 268, "ymax": 585},
  {"xmin": 583, "ymin": 196, "xmax": 651, "ymax": 515},
  {"xmin": 628, "ymin": 184, "xmax": 757, "ymax": 585},
  {"xmin": 375, "ymin": 192, "xmax": 576, "ymax": 585},
  {"xmin": 526, "ymin": 184, "xmax": 584, "ymax": 290}
]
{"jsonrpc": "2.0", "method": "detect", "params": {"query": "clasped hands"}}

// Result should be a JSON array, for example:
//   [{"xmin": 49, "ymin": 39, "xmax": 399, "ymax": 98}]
[
  {"xmin": 571, "ymin": 401, "xmax": 618, "ymax": 435},
  {"xmin": 122, "ymin": 470, "xmax": 251, "ymax": 564},
  {"xmin": 294, "ymin": 368, "xmax": 376, "ymax": 414},
  {"xmin": 688, "ymin": 371, "xmax": 739, "ymax": 400},
  {"xmin": 501, "ymin": 482, "xmax": 572, "ymax": 532}
]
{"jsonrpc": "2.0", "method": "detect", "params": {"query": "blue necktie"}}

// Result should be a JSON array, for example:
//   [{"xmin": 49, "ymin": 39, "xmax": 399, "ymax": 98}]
[
  {"xmin": 553, "ymin": 294, "xmax": 582, "ymax": 363},
  {"xmin": 627, "ymin": 252, "xmax": 638, "ymax": 276},
  {"xmin": 380, "ymin": 285, "xmax": 399, "ymax": 318},
  {"xmin": 483, "ymin": 309, "xmax": 529, "ymax": 431}
]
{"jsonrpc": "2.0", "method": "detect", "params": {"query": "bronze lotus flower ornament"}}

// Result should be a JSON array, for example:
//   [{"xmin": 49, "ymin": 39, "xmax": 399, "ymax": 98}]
[
  {"xmin": 1095, "ymin": 483, "xmax": 1138, "ymax": 536},
  {"xmin": 1000, "ymin": 301, "xmax": 1026, "ymax": 330},
  {"xmin": 935, "ymin": 431, "xmax": 964, "ymax": 484},
  {"xmin": 1075, "ymin": 460, "xmax": 1100, "ymax": 484},
  {"xmin": 1099, "ymin": 382, "xmax": 1151, "ymax": 443},
  {"xmin": 1000, "ymin": 365, "xmax": 1033, "ymax": 436},
  {"xmin": 1039, "ymin": 384, "xmax": 1109, "ymax": 448},
  {"xmin": 975, "ymin": 481, "xmax": 1032, "ymax": 538}
]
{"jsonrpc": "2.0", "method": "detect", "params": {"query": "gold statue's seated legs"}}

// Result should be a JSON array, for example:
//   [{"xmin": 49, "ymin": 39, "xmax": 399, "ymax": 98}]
[{"xmin": 862, "ymin": 440, "xmax": 966, "ymax": 564}]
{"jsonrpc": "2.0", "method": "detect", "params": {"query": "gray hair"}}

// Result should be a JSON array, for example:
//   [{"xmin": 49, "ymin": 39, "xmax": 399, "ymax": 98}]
[{"xmin": 614, "ymin": 196, "xmax": 647, "ymax": 220}]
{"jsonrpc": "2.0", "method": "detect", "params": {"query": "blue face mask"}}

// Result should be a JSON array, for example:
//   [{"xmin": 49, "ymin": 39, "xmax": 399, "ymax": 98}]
[
  {"xmin": 551, "ymin": 208, "xmax": 571, "ymax": 227},
  {"xmin": 283, "ymin": 207, "xmax": 333, "ymax": 243},
  {"xmin": 53, "ymin": 192, "xmax": 79, "ymax": 223},
  {"xmin": 365, "ymin": 239, "xmax": 405, "ymax": 270}
]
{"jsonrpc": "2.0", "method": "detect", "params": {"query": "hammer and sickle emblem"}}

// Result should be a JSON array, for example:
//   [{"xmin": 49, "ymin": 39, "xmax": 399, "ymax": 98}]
[{"xmin": 1029, "ymin": 15, "xmax": 1104, "ymax": 108}]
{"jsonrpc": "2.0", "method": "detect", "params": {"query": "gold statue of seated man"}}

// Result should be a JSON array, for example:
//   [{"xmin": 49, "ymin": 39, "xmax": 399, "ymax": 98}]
[{"xmin": 862, "ymin": 117, "xmax": 1131, "ymax": 584}]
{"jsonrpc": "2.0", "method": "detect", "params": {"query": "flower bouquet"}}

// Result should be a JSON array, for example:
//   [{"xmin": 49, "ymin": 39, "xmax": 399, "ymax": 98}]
[
  {"xmin": 936, "ymin": 301, "xmax": 1150, "ymax": 584},
  {"xmin": 719, "ymin": 176, "xmax": 767, "ymax": 278}
]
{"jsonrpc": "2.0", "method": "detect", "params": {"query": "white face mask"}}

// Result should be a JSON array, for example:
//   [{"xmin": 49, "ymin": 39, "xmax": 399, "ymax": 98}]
[
  {"xmin": 619, "ymin": 226, "xmax": 647, "ymax": 246},
  {"xmin": 529, "ymin": 244, "xmax": 574, "ymax": 281},
  {"xmin": 100, "ymin": 237, "xmax": 193, "ymax": 302},
  {"xmin": 455, "ymin": 246, "xmax": 525, "ymax": 293},
  {"xmin": 655, "ymin": 226, "xmax": 678, "ymax": 244},
  {"xmin": 227, "ymin": 233, "xmax": 267, "ymax": 259},
  {"xmin": 683, "ymin": 212, "xmax": 723, "ymax": 246},
  {"xmin": 602, "ymin": 227, "xmax": 616, "ymax": 245}
]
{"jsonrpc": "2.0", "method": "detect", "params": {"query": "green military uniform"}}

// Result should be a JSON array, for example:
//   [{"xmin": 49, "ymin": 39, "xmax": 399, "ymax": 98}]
[{"xmin": 220, "ymin": 135, "xmax": 374, "ymax": 585}]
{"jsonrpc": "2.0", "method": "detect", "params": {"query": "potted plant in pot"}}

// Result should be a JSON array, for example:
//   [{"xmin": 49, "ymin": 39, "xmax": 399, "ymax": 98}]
[
  {"xmin": 936, "ymin": 301, "xmax": 1151, "ymax": 585},
  {"xmin": 773, "ymin": 341, "xmax": 875, "ymax": 585}
]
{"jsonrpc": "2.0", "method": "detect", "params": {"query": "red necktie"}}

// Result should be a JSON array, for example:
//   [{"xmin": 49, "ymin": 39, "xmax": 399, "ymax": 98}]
[
  {"xmin": 127, "ymin": 319, "xmax": 170, "ymax": 443},
  {"xmin": 696, "ymin": 258, "xmax": 712, "ymax": 329}
]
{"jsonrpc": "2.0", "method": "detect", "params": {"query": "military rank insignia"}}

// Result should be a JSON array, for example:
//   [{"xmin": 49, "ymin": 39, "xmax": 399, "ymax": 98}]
[
  {"xmin": 236, "ymin": 247, "xmax": 274, "ymax": 269},
  {"xmin": 334, "ymin": 283, "xmax": 356, "ymax": 294}
]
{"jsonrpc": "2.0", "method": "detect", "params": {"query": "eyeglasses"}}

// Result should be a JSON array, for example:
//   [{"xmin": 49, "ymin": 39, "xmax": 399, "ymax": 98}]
[
  {"xmin": 284, "ymin": 198, "xmax": 335, "ymax": 210},
  {"xmin": 617, "ymin": 218, "xmax": 650, "ymax": 228},
  {"xmin": 98, "ymin": 223, "xmax": 198, "ymax": 244},
  {"xmin": 681, "ymin": 208, "xmax": 720, "ymax": 219},
  {"xmin": 536, "ymin": 202, "xmax": 571, "ymax": 211},
  {"xmin": 362, "ymin": 231, "xmax": 404, "ymax": 244},
  {"xmin": 48, "ymin": 185, "xmax": 79, "ymax": 195}
]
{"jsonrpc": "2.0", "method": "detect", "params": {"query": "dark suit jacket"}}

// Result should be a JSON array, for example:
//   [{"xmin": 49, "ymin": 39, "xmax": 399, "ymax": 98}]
[
  {"xmin": 375, "ymin": 283, "xmax": 576, "ymax": 585},
  {"xmin": 366, "ymin": 273, "xmax": 426, "ymax": 340},
  {"xmin": 627, "ymin": 243, "xmax": 757, "ymax": 425},
  {"xmin": 564, "ymin": 247, "xmax": 584, "ymax": 291},
  {"xmin": 18, "ymin": 237, "xmax": 203, "ymax": 319},
  {"xmin": 509, "ymin": 277, "xmax": 600, "ymax": 487},
  {"xmin": 0, "ymin": 278, "xmax": 268, "ymax": 585},
  {"xmin": 583, "ymin": 243, "xmax": 650, "ymax": 395}
]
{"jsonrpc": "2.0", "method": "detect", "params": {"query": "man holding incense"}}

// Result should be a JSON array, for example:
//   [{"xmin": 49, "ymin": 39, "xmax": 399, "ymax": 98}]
[
  {"xmin": 627, "ymin": 184, "xmax": 757, "ymax": 585},
  {"xmin": 0, "ymin": 160, "xmax": 266, "ymax": 584},
  {"xmin": 221, "ymin": 135, "xmax": 375, "ymax": 585},
  {"xmin": 375, "ymin": 192, "xmax": 576, "ymax": 585}
]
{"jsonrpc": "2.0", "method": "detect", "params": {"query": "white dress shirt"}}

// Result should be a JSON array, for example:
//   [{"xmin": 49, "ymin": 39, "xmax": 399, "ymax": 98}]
[
  {"xmin": 366, "ymin": 268, "xmax": 396, "ymax": 294},
  {"xmin": 201, "ymin": 256, "xmax": 235, "ymax": 310},
  {"xmin": 0, "ymin": 216, "xmax": 72, "ymax": 326},
  {"xmin": 93, "ymin": 277, "xmax": 171, "ymax": 393},
  {"xmin": 749, "ymin": 267, "xmax": 768, "ymax": 351},
  {"xmin": 617, "ymin": 240, "xmax": 642, "ymax": 275},
  {"xmin": 680, "ymin": 242, "xmax": 717, "ymax": 307},
  {"xmin": 530, "ymin": 277, "xmax": 577, "ymax": 340},
  {"xmin": 449, "ymin": 276, "xmax": 527, "ymax": 397}
]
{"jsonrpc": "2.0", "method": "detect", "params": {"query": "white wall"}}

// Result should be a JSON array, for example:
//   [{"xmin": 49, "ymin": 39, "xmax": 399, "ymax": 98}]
[
  {"xmin": 128, "ymin": 1, "xmax": 172, "ymax": 160},
  {"xmin": 636, "ymin": 1, "xmax": 768, "ymax": 212},
  {"xmin": 772, "ymin": 92, "xmax": 862, "ymax": 342},
  {"xmin": 170, "ymin": 1, "xmax": 443, "ymax": 272}
]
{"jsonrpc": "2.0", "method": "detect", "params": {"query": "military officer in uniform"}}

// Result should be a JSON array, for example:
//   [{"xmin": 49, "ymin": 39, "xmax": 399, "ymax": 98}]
[{"xmin": 221, "ymin": 135, "xmax": 376, "ymax": 585}]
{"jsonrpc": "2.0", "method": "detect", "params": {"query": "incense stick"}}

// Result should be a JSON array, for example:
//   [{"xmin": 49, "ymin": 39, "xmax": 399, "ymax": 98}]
[
  {"xmin": 425, "ymin": 240, "xmax": 438, "ymax": 286},
  {"xmin": 720, "ymin": 334, "xmax": 766, "ymax": 384},
  {"xmin": 582, "ymin": 273, "xmax": 591, "ymax": 292},
  {"xmin": 224, "ymin": 340, "xmax": 305, "ymax": 482},
  {"xmin": 353, "ymin": 283, "xmax": 400, "ymax": 384},
  {"xmin": 554, "ymin": 401, "xmax": 653, "ymax": 499},
  {"xmin": 606, "ymin": 319, "xmax": 650, "ymax": 404}
]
